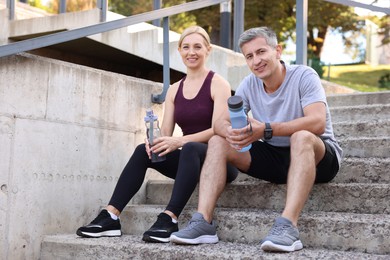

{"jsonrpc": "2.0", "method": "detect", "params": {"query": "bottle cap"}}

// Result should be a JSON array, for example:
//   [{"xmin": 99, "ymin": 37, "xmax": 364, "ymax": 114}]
[
  {"xmin": 144, "ymin": 108, "xmax": 158, "ymax": 122},
  {"xmin": 227, "ymin": 96, "xmax": 243, "ymax": 109}
]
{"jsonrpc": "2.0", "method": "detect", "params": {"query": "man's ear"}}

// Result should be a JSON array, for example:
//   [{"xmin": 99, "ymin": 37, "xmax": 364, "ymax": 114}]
[{"xmin": 276, "ymin": 44, "xmax": 283, "ymax": 59}]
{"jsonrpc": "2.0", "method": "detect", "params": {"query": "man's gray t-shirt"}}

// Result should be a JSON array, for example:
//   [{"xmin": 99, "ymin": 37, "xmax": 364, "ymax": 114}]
[{"xmin": 235, "ymin": 63, "xmax": 343, "ymax": 165}]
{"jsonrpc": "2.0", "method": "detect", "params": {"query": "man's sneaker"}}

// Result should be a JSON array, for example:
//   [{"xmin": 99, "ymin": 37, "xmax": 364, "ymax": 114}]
[
  {"xmin": 142, "ymin": 212, "xmax": 178, "ymax": 243},
  {"xmin": 76, "ymin": 209, "xmax": 121, "ymax": 238},
  {"xmin": 170, "ymin": 212, "xmax": 218, "ymax": 245},
  {"xmin": 260, "ymin": 216, "xmax": 303, "ymax": 252}
]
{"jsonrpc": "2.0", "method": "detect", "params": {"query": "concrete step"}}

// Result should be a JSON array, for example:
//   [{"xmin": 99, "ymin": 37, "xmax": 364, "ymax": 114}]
[
  {"xmin": 333, "ymin": 119, "xmax": 390, "ymax": 138},
  {"xmin": 40, "ymin": 235, "xmax": 388, "ymax": 260},
  {"xmin": 327, "ymin": 91, "xmax": 390, "ymax": 107},
  {"xmin": 329, "ymin": 104, "xmax": 390, "ymax": 122},
  {"xmin": 335, "ymin": 157, "xmax": 390, "ymax": 183},
  {"xmin": 145, "ymin": 180, "xmax": 390, "ymax": 214},
  {"xmin": 40, "ymin": 234, "xmax": 389, "ymax": 260},
  {"xmin": 116, "ymin": 205, "xmax": 390, "ymax": 255},
  {"xmin": 339, "ymin": 136, "xmax": 390, "ymax": 158}
]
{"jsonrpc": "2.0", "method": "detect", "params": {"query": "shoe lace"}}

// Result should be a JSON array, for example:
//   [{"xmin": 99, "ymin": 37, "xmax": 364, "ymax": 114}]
[
  {"xmin": 268, "ymin": 223, "xmax": 290, "ymax": 236},
  {"xmin": 182, "ymin": 218, "xmax": 203, "ymax": 231}
]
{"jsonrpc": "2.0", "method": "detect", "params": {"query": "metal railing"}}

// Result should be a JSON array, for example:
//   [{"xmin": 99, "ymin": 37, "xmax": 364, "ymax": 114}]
[
  {"xmin": 10, "ymin": 0, "xmax": 387, "ymax": 100},
  {"xmin": 1, "ymin": 0, "xmax": 236, "ymax": 103}
]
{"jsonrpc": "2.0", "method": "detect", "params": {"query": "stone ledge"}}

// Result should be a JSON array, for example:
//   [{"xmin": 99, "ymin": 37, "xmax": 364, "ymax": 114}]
[{"xmin": 40, "ymin": 234, "xmax": 389, "ymax": 260}]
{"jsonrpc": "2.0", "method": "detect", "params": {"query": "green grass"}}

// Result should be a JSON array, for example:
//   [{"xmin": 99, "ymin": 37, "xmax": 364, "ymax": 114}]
[{"xmin": 322, "ymin": 64, "xmax": 390, "ymax": 92}]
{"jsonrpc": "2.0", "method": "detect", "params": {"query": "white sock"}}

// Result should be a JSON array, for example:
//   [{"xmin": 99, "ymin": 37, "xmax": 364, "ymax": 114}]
[
  {"xmin": 164, "ymin": 212, "xmax": 177, "ymax": 223},
  {"xmin": 107, "ymin": 209, "xmax": 118, "ymax": 220}
]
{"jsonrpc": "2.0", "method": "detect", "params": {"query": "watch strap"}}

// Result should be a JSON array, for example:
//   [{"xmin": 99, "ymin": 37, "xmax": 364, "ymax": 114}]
[{"xmin": 264, "ymin": 122, "xmax": 273, "ymax": 140}]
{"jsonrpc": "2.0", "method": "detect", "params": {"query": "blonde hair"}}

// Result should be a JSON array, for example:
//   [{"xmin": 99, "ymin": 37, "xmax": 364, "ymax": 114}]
[{"xmin": 178, "ymin": 26, "xmax": 211, "ymax": 48}]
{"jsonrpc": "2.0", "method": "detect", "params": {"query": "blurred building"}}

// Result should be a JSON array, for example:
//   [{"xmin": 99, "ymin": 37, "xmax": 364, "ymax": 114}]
[{"xmin": 365, "ymin": 19, "xmax": 390, "ymax": 65}]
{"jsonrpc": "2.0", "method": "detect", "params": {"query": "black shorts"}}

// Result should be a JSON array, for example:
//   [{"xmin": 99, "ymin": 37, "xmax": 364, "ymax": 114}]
[{"xmin": 244, "ymin": 139, "xmax": 339, "ymax": 184}]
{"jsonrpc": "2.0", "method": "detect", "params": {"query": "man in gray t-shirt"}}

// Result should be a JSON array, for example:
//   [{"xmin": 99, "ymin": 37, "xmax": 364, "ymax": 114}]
[{"xmin": 171, "ymin": 27, "xmax": 342, "ymax": 253}]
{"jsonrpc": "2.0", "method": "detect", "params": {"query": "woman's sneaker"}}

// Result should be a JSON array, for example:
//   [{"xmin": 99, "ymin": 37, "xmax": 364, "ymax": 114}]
[
  {"xmin": 76, "ymin": 209, "xmax": 121, "ymax": 238},
  {"xmin": 142, "ymin": 212, "xmax": 178, "ymax": 243}
]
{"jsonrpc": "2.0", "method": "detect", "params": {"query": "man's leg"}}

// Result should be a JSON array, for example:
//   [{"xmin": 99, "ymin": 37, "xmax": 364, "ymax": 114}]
[
  {"xmin": 198, "ymin": 135, "xmax": 251, "ymax": 222},
  {"xmin": 283, "ymin": 130, "xmax": 326, "ymax": 225},
  {"xmin": 261, "ymin": 130, "xmax": 326, "ymax": 252},
  {"xmin": 170, "ymin": 135, "xmax": 251, "ymax": 244}
]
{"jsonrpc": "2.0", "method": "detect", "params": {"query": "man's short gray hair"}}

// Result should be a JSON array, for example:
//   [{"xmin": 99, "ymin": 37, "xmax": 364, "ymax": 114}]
[{"xmin": 238, "ymin": 27, "xmax": 278, "ymax": 51}]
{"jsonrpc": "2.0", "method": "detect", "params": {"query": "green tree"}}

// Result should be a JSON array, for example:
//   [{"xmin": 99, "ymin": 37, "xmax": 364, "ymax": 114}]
[
  {"xmin": 28, "ymin": 0, "xmax": 96, "ymax": 13},
  {"xmin": 27, "ymin": 0, "xmax": 51, "ymax": 12},
  {"xmin": 232, "ymin": 0, "xmax": 362, "ymax": 59},
  {"xmin": 306, "ymin": 0, "xmax": 363, "ymax": 59},
  {"xmin": 109, "ymin": 0, "xmax": 151, "ymax": 16},
  {"xmin": 378, "ymin": 15, "xmax": 390, "ymax": 46},
  {"xmin": 159, "ymin": 0, "xmax": 197, "ymax": 34}
]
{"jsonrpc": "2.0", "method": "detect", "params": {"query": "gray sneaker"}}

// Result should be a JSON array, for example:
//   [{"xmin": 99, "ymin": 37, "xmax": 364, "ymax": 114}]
[
  {"xmin": 170, "ymin": 212, "xmax": 218, "ymax": 245},
  {"xmin": 260, "ymin": 216, "xmax": 303, "ymax": 252}
]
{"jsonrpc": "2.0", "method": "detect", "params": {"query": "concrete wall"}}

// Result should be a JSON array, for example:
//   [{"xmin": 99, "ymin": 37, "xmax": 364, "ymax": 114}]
[{"xmin": 0, "ymin": 53, "xmax": 164, "ymax": 259}]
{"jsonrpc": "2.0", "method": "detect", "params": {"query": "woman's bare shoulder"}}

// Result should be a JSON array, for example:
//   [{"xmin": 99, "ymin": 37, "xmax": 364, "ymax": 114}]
[
  {"xmin": 211, "ymin": 73, "xmax": 231, "ymax": 90},
  {"xmin": 166, "ymin": 80, "xmax": 181, "ymax": 101}
]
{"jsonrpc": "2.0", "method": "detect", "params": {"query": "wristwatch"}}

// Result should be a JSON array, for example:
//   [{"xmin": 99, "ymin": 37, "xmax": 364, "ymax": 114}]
[{"xmin": 264, "ymin": 122, "xmax": 273, "ymax": 140}]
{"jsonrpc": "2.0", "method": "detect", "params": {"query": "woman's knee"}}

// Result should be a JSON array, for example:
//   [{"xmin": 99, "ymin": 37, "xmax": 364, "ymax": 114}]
[
  {"xmin": 135, "ymin": 143, "xmax": 147, "ymax": 153},
  {"xmin": 182, "ymin": 142, "xmax": 206, "ymax": 151}
]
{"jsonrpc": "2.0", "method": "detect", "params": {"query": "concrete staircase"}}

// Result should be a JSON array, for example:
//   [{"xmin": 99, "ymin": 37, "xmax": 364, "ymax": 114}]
[{"xmin": 40, "ymin": 91, "xmax": 390, "ymax": 259}]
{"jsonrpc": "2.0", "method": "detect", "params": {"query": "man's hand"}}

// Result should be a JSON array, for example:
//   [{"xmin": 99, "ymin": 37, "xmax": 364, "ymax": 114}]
[{"xmin": 226, "ymin": 118, "xmax": 264, "ymax": 151}]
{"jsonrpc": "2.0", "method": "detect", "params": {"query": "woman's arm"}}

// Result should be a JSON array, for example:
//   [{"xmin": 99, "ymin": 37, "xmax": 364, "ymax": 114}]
[
  {"xmin": 160, "ymin": 82, "xmax": 179, "ymax": 137},
  {"xmin": 151, "ymin": 74, "xmax": 232, "ymax": 156}
]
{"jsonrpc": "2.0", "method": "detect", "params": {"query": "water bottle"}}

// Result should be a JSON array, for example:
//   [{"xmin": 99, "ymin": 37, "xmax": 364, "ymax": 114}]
[
  {"xmin": 144, "ymin": 109, "xmax": 166, "ymax": 162},
  {"xmin": 227, "ymin": 95, "xmax": 252, "ymax": 152}
]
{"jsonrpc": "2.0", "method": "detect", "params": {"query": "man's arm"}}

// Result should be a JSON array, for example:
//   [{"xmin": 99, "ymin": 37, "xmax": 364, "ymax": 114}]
[
  {"xmin": 271, "ymin": 102, "xmax": 326, "ymax": 137},
  {"xmin": 224, "ymin": 102, "xmax": 326, "ymax": 151}
]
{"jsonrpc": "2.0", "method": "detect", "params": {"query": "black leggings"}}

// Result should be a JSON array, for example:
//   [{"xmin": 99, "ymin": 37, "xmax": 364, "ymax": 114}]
[{"xmin": 108, "ymin": 142, "xmax": 238, "ymax": 218}]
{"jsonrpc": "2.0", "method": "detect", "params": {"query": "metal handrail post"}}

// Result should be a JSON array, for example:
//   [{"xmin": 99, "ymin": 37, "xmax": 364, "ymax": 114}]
[
  {"xmin": 152, "ymin": 16, "xmax": 170, "ymax": 104},
  {"xmin": 233, "ymin": 0, "xmax": 244, "ymax": 52},
  {"xmin": 7, "ymin": 0, "xmax": 15, "ymax": 20},
  {"xmin": 296, "ymin": 0, "xmax": 308, "ymax": 65},
  {"xmin": 97, "ymin": 0, "xmax": 107, "ymax": 22},
  {"xmin": 59, "ymin": 0, "xmax": 66, "ymax": 14},
  {"xmin": 152, "ymin": 0, "xmax": 161, "ymax": 27},
  {"xmin": 220, "ymin": 0, "xmax": 231, "ymax": 49}
]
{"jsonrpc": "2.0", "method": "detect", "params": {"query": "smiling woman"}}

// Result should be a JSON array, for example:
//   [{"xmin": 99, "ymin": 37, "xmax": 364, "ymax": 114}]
[{"xmin": 75, "ymin": 25, "xmax": 239, "ymax": 243}]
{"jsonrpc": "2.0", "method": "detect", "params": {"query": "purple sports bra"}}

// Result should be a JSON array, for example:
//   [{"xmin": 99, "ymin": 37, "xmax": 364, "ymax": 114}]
[{"xmin": 174, "ymin": 71, "xmax": 215, "ymax": 136}]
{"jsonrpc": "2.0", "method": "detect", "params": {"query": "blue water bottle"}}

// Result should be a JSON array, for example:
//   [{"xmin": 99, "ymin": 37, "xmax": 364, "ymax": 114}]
[
  {"xmin": 144, "ymin": 109, "xmax": 166, "ymax": 162},
  {"xmin": 227, "ymin": 95, "xmax": 252, "ymax": 152}
]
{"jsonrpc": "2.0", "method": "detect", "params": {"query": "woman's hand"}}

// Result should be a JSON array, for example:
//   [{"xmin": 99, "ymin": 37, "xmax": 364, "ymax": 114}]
[
  {"xmin": 150, "ymin": 136, "xmax": 183, "ymax": 157},
  {"xmin": 144, "ymin": 138, "xmax": 152, "ymax": 159}
]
